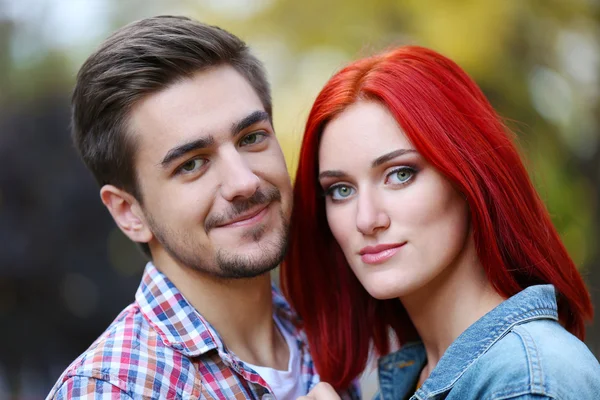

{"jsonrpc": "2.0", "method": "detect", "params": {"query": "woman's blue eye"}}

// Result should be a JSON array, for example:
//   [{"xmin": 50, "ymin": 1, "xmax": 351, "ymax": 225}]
[
  {"xmin": 387, "ymin": 167, "xmax": 415, "ymax": 184},
  {"xmin": 179, "ymin": 158, "xmax": 206, "ymax": 174},
  {"xmin": 329, "ymin": 185, "xmax": 355, "ymax": 200}
]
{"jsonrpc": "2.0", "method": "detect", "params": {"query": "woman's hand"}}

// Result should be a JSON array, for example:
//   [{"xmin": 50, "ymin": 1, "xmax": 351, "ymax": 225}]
[{"xmin": 297, "ymin": 382, "xmax": 341, "ymax": 400}]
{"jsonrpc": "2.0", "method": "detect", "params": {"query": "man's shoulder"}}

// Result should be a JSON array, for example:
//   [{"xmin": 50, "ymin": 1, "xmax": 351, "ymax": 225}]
[{"xmin": 47, "ymin": 302, "xmax": 201, "ymax": 399}]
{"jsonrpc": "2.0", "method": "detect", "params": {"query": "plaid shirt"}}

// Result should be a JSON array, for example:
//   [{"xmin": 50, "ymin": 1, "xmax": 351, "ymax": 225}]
[{"xmin": 47, "ymin": 263, "xmax": 360, "ymax": 399}]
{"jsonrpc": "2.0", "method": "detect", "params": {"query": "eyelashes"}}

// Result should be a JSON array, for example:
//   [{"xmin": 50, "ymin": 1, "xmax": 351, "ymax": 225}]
[
  {"xmin": 239, "ymin": 131, "xmax": 269, "ymax": 147},
  {"xmin": 322, "ymin": 165, "xmax": 419, "ymax": 202},
  {"xmin": 385, "ymin": 166, "xmax": 417, "ymax": 185},
  {"xmin": 173, "ymin": 130, "xmax": 270, "ymax": 176},
  {"xmin": 324, "ymin": 184, "xmax": 356, "ymax": 201},
  {"xmin": 176, "ymin": 157, "xmax": 208, "ymax": 175}
]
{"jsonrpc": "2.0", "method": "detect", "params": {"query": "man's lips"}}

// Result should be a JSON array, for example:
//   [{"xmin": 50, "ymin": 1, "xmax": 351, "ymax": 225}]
[
  {"xmin": 359, "ymin": 243, "xmax": 406, "ymax": 265},
  {"xmin": 216, "ymin": 204, "xmax": 270, "ymax": 228}
]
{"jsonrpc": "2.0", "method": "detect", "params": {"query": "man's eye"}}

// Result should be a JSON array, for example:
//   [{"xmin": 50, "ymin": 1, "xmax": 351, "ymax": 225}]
[
  {"xmin": 178, "ymin": 158, "xmax": 206, "ymax": 174},
  {"xmin": 240, "ymin": 132, "xmax": 267, "ymax": 147}
]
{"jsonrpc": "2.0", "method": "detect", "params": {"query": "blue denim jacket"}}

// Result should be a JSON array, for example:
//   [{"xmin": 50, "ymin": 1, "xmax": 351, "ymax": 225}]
[{"xmin": 377, "ymin": 285, "xmax": 600, "ymax": 400}]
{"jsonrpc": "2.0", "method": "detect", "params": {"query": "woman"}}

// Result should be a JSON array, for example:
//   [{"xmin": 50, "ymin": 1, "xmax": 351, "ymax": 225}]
[{"xmin": 283, "ymin": 46, "xmax": 600, "ymax": 399}]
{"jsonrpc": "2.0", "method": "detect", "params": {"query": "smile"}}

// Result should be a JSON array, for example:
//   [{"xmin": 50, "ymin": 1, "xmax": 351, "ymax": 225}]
[
  {"xmin": 359, "ymin": 243, "xmax": 405, "ymax": 265},
  {"xmin": 217, "ymin": 204, "xmax": 270, "ymax": 228}
]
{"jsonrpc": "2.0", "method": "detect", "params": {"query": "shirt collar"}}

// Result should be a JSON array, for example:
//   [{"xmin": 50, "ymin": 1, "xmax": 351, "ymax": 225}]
[
  {"xmin": 135, "ymin": 262, "xmax": 220, "ymax": 356},
  {"xmin": 379, "ymin": 284, "xmax": 559, "ymax": 399},
  {"xmin": 135, "ymin": 262, "xmax": 304, "ymax": 359}
]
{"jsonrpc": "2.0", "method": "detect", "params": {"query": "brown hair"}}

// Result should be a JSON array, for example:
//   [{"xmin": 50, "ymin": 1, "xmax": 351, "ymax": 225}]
[
  {"xmin": 72, "ymin": 16, "xmax": 271, "ymax": 257},
  {"xmin": 72, "ymin": 15, "xmax": 271, "ymax": 200}
]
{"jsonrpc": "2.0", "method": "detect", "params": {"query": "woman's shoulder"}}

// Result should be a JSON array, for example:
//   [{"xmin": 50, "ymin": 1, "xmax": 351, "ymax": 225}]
[
  {"xmin": 457, "ymin": 319, "xmax": 600, "ymax": 399},
  {"xmin": 492, "ymin": 319, "xmax": 600, "ymax": 372}
]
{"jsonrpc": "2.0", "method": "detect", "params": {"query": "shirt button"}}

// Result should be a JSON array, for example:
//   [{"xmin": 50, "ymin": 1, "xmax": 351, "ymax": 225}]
[{"xmin": 261, "ymin": 394, "xmax": 275, "ymax": 400}]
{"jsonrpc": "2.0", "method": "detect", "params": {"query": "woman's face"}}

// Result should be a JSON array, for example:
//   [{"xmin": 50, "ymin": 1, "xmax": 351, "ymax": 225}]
[{"xmin": 318, "ymin": 101, "xmax": 471, "ymax": 300}]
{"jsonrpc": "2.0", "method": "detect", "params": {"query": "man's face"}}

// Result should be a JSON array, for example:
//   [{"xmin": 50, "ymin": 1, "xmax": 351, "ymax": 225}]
[{"xmin": 129, "ymin": 65, "xmax": 293, "ymax": 278}]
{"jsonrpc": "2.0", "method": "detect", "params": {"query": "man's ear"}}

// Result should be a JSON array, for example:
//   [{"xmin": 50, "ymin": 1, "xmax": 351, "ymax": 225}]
[{"xmin": 100, "ymin": 185, "xmax": 153, "ymax": 244}]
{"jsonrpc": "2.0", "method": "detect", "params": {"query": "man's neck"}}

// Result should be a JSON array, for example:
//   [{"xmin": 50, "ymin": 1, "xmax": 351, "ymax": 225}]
[{"xmin": 153, "ymin": 256, "xmax": 289, "ymax": 370}]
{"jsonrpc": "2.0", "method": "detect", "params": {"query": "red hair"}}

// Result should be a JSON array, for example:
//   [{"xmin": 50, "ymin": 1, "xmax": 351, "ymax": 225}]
[{"xmin": 281, "ymin": 46, "xmax": 593, "ymax": 390}]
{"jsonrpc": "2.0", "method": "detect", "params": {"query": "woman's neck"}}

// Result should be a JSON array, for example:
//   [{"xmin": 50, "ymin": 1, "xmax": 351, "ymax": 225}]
[{"xmin": 400, "ymin": 236, "xmax": 505, "ymax": 377}]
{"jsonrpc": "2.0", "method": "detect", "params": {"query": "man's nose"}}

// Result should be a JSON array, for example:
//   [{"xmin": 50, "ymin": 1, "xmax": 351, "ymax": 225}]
[{"xmin": 218, "ymin": 146, "xmax": 260, "ymax": 201}]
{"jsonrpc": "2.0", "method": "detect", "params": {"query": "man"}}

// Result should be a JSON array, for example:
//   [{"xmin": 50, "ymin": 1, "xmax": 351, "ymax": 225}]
[{"xmin": 47, "ymin": 16, "xmax": 358, "ymax": 400}]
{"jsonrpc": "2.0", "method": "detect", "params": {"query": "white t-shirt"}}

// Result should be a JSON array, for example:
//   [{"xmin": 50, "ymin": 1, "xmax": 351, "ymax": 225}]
[{"xmin": 244, "ymin": 316, "xmax": 304, "ymax": 400}]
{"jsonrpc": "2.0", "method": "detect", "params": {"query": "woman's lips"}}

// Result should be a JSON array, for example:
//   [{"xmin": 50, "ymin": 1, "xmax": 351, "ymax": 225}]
[{"xmin": 359, "ymin": 243, "xmax": 405, "ymax": 265}]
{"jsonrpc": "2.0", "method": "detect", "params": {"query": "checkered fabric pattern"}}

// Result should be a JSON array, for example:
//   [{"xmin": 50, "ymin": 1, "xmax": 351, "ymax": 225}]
[{"xmin": 47, "ymin": 262, "xmax": 360, "ymax": 399}]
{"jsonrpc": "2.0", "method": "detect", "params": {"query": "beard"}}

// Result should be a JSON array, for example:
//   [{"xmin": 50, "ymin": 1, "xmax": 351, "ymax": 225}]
[
  {"xmin": 145, "ymin": 187, "xmax": 290, "ymax": 279},
  {"xmin": 215, "ymin": 215, "xmax": 289, "ymax": 278}
]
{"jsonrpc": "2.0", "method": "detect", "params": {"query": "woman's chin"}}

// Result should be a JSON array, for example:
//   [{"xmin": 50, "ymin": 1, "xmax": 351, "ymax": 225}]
[{"xmin": 361, "ymin": 278, "xmax": 408, "ymax": 300}]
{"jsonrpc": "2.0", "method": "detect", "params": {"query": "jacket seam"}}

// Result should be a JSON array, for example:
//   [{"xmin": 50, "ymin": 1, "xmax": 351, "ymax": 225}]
[{"xmin": 513, "ymin": 325, "xmax": 545, "ymax": 393}]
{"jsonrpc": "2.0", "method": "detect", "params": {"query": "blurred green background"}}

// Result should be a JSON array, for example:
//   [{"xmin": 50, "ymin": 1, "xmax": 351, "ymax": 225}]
[{"xmin": 0, "ymin": 0, "xmax": 598, "ymax": 398}]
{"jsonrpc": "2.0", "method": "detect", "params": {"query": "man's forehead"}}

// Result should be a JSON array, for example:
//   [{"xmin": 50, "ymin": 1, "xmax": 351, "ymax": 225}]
[
  {"xmin": 128, "ymin": 67, "xmax": 267, "ymax": 157},
  {"xmin": 134, "ymin": 69, "xmax": 261, "ymax": 121}
]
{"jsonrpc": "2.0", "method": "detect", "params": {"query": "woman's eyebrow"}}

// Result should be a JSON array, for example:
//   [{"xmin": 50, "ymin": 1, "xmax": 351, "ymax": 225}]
[
  {"xmin": 318, "ymin": 170, "xmax": 348, "ymax": 180},
  {"xmin": 371, "ymin": 149, "xmax": 417, "ymax": 168}
]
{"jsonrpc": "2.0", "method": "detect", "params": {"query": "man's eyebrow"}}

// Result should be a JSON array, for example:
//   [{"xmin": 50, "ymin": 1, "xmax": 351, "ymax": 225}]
[
  {"xmin": 318, "ymin": 170, "xmax": 348, "ymax": 180},
  {"xmin": 160, "ymin": 136, "xmax": 214, "ymax": 167},
  {"xmin": 372, "ymin": 149, "xmax": 417, "ymax": 168},
  {"xmin": 231, "ymin": 110, "xmax": 270, "ymax": 136},
  {"xmin": 159, "ymin": 110, "xmax": 269, "ymax": 168}
]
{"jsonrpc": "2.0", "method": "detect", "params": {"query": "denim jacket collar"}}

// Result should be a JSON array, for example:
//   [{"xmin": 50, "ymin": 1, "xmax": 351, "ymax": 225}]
[{"xmin": 378, "ymin": 284, "xmax": 559, "ymax": 400}]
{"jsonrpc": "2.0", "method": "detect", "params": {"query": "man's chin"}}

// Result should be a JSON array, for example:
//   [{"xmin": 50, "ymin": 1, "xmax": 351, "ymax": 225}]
[
  {"xmin": 212, "ymin": 216, "xmax": 289, "ymax": 279},
  {"xmin": 214, "ymin": 241, "xmax": 286, "ymax": 279},
  {"xmin": 214, "ymin": 252, "xmax": 281, "ymax": 279}
]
